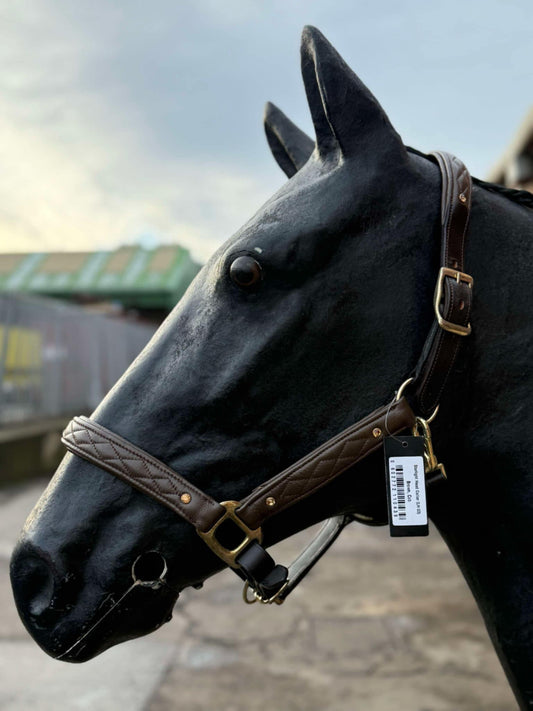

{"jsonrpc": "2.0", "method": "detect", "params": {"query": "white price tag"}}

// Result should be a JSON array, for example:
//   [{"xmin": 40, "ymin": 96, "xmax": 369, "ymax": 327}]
[{"xmin": 388, "ymin": 455, "xmax": 427, "ymax": 527}]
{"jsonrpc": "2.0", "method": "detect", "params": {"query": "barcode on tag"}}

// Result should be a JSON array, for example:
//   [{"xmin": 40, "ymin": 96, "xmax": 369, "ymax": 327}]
[
  {"xmin": 392, "ymin": 462, "xmax": 407, "ymax": 520},
  {"xmin": 384, "ymin": 436, "xmax": 428, "ymax": 537},
  {"xmin": 389, "ymin": 456, "xmax": 427, "ymax": 526}
]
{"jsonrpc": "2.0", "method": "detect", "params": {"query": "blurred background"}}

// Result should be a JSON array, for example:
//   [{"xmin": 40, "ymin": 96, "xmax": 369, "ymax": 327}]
[{"xmin": 0, "ymin": 1, "xmax": 531, "ymax": 709}]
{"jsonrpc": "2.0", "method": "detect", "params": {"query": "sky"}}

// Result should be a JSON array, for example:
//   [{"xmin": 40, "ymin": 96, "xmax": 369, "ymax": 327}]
[{"xmin": 0, "ymin": 0, "xmax": 531, "ymax": 262}]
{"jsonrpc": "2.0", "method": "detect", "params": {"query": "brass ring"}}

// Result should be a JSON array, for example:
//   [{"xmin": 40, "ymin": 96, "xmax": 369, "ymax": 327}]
[
  {"xmin": 395, "ymin": 377, "xmax": 414, "ymax": 401},
  {"xmin": 426, "ymin": 404, "xmax": 439, "ymax": 424},
  {"xmin": 395, "ymin": 377, "xmax": 439, "ymax": 424},
  {"xmin": 242, "ymin": 582, "xmax": 258, "ymax": 605},
  {"xmin": 131, "ymin": 552, "xmax": 168, "ymax": 589}
]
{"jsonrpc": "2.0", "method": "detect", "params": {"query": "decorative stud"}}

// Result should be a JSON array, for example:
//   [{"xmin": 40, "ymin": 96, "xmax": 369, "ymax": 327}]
[
  {"xmin": 459, "ymin": 192, "xmax": 467, "ymax": 204},
  {"xmin": 266, "ymin": 496, "xmax": 276, "ymax": 507},
  {"xmin": 180, "ymin": 493, "xmax": 192, "ymax": 504},
  {"xmin": 372, "ymin": 428, "xmax": 382, "ymax": 438}
]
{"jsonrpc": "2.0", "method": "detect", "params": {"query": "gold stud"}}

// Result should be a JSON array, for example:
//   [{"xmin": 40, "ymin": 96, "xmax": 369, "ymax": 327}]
[
  {"xmin": 180, "ymin": 493, "xmax": 191, "ymax": 504},
  {"xmin": 266, "ymin": 496, "xmax": 276, "ymax": 507},
  {"xmin": 459, "ymin": 192, "xmax": 467, "ymax": 203},
  {"xmin": 372, "ymin": 427, "xmax": 382, "ymax": 438}
]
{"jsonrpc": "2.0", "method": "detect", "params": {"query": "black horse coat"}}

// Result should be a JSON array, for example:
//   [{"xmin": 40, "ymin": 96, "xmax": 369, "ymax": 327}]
[{"xmin": 11, "ymin": 25, "xmax": 533, "ymax": 710}]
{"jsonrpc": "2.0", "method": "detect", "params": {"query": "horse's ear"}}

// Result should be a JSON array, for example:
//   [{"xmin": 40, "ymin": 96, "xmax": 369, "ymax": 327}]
[
  {"xmin": 263, "ymin": 102, "xmax": 314, "ymax": 178},
  {"xmin": 301, "ymin": 26, "xmax": 405, "ymax": 161}
]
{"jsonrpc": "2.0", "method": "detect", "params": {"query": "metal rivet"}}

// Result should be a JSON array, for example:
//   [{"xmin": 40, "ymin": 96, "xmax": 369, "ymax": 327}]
[
  {"xmin": 266, "ymin": 496, "xmax": 276, "ymax": 507},
  {"xmin": 459, "ymin": 192, "xmax": 467, "ymax": 203},
  {"xmin": 372, "ymin": 428, "xmax": 382, "ymax": 438},
  {"xmin": 180, "ymin": 493, "xmax": 191, "ymax": 504}
]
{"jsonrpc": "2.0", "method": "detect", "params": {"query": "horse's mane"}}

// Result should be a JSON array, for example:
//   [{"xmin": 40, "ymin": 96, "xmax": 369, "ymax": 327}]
[
  {"xmin": 407, "ymin": 146, "xmax": 533, "ymax": 211},
  {"xmin": 471, "ymin": 176, "xmax": 533, "ymax": 210}
]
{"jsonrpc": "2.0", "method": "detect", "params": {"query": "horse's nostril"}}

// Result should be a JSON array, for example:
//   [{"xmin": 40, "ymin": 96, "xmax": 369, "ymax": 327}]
[
  {"xmin": 12, "ymin": 553, "xmax": 55, "ymax": 618},
  {"xmin": 132, "ymin": 551, "xmax": 167, "ymax": 587}
]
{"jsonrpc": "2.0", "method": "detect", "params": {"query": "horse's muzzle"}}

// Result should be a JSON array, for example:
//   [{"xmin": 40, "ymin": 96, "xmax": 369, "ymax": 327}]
[{"xmin": 10, "ymin": 538, "xmax": 179, "ymax": 662}]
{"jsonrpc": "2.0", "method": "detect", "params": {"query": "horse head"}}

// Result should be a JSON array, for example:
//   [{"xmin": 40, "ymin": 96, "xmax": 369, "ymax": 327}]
[{"xmin": 10, "ymin": 27, "xmax": 533, "ymax": 710}]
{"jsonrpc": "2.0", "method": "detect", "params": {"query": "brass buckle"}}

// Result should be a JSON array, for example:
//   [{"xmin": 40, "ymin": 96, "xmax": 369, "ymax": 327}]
[
  {"xmin": 242, "ymin": 580, "xmax": 289, "ymax": 605},
  {"xmin": 434, "ymin": 267, "xmax": 473, "ymax": 336},
  {"xmin": 197, "ymin": 501, "xmax": 262, "ymax": 569}
]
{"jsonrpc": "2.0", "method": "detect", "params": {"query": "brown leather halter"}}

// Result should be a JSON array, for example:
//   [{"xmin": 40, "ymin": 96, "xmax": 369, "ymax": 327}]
[{"xmin": 62, "ymin": 151, "xmax": 473, "ymax": 605}]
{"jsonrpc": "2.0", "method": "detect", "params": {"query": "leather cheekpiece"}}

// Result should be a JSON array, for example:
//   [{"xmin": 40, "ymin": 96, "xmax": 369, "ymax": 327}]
[{"xmin": 412, "ymin": 151, "xmax": 473, "ymax": 416}]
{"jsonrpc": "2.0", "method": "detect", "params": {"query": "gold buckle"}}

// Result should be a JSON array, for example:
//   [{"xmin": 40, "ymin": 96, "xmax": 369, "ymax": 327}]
[
  {"xmin": 197, "ymin": 501, "xmax": 262, "ymax": 569},
  {"xmin": 434, "ymin": 267, "xmax": 473, "ymax": 336}
]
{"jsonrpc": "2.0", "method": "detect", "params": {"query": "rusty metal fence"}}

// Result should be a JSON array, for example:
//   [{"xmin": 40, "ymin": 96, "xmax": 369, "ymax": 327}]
[{"xmin": 0, "ymin": 294, "xmax": 155, "ymax": 426}]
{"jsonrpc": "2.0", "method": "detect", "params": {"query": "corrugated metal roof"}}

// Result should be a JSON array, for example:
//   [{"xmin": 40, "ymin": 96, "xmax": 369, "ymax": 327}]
[{"xmin": 0, "ymin": 244, "xmax": 201, "ymax": 310}]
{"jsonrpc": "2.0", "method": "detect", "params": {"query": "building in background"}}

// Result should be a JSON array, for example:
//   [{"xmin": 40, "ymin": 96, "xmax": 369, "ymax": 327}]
[
  {"xmin": 0, "ymin": 292, "xmax": 157, "ymax": 481},
  {"xmin": 0, "ymin": 243, "xmax": 201, "ymax": 481},
  {"xmin": 0, "ymin": 244, "xmax": 201, "ymax": 324},
  {"xmin": 488, "ymin": 107, "xmax": 533, "ymax": 192}
]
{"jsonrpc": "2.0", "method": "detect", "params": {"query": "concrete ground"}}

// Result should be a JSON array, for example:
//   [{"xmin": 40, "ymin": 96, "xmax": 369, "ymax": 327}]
[{"xmin": 0, "ymin": 480, "xmax": 517, "ymax": 711}]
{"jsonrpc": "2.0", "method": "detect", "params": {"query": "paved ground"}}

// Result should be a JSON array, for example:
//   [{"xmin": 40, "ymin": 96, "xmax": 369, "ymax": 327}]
[{"xmin": 0, "ymin": 480, "xmax": 518, "ymax": 710}]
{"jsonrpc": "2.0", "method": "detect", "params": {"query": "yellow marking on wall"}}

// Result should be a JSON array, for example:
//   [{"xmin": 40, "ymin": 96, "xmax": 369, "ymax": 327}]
[{"xmin": 0, "ymin": 325, "xmax": 43, "ymax": 387}]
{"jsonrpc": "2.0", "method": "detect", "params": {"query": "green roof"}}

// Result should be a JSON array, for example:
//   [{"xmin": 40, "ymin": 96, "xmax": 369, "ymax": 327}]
[{"xmin": 0, "ymin": 245, "xmax": 201, "ymax": 310}]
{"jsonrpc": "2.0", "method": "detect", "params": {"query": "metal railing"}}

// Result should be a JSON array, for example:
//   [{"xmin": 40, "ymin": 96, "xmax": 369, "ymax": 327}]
[{"xmin": 0, "ymin": 294, "xmax": 155, "ymax": 426}]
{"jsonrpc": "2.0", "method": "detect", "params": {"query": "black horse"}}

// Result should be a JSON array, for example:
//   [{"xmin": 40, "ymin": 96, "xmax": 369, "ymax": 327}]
[{"xmin": 10, "ymin": 26, "xmax": 533, "ymax": 709}]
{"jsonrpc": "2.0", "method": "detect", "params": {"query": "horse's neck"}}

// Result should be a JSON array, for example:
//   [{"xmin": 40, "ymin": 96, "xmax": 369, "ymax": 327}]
[
  {"xmin": 469, "ymin": 184, "xmax": 533, "ymax": 431},
  {"xmin": 461, "ymin": 184, "xmax": 533, "ymax": 467},
  {"xmin": 432, "ymin": 185, "xmax": 533, "ymax": 710}
]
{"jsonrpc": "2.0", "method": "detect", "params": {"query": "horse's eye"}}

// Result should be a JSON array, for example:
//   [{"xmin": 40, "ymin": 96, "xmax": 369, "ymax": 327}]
[{"xmin": 229, "ymin": 256, "xmax": 262, "ymax": 288}]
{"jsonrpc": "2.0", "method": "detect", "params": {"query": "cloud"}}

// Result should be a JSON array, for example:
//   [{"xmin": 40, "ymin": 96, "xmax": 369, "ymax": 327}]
[
  {"xmin": 0, "ymin": 2, "xmax": 281, "ymax": 262},
  {"xmin": 0, "ymin": 0, "xmax": 531, "ymax": 266},
  {"xmin": 0, "ymin": 105, "xmax": 275, "ymax": 261}
]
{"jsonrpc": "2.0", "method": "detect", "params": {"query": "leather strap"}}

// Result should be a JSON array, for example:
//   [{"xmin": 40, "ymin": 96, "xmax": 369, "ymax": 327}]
[
  {"xmin": 412, "ymin": 151, "xmax": 473, "ymax": 416},
  {"xmin": 236, "ymin": 398, "xmax": 414, "ymax": 529},
  {"xmin": 237, "ymin": 543, "xmax": 289, "ymax": 600},
  {"xmin": 62, "ymin": 416, "xmax": 225, "ymax": 533},
  {"xmin": 278, "ymin": 514, "xmax": 353, "ymax": 602},
  {"xmin": 62, "ymin": 397, "xmax": 415, "ymax": 534},
  {"xmin": 240, "ymin": 515, "xmax": 353, "ymax": 604}
]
